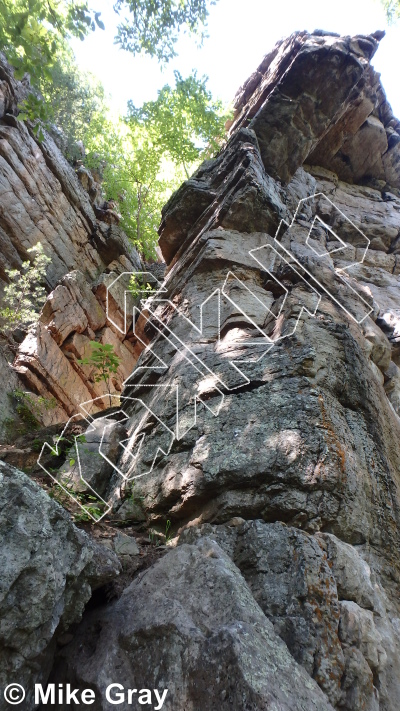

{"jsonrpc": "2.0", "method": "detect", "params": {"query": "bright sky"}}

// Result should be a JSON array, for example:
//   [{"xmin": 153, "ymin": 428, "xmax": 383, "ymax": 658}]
[{"xmin": 70, "ymin": 0, "xmax": 400, "ymax": 118}]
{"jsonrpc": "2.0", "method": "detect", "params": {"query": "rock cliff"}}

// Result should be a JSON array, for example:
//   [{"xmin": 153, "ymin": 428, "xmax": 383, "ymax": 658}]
[
  {"xmin": 0, "ymin": 54, "xmax": 142, "ymax": 434},
  {"xmin": 2, "ymin": 28, "xmax": 400, "ymax": 711}
]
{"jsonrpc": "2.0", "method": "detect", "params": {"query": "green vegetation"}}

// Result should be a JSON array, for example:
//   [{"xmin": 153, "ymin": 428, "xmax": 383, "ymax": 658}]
[
  {"xmin": 2, "ymin": 389, "xmax": 57, "ymax": 441},
  {"xmin": 0, "ymin": 0, "xmax": 99, "ymax": 85},
  {"xmin": 0, "ymin": 0, "xmax": 216, "ymax": 89},
  {"xmin": 127, "ymin": 70, "xmax": 230, "ymax": 177},
  {"xmin": 72, "ymin": 496, "xmax": 104, "ymax": 523},
  {"xmin": 83, "ymin": 114, "xmax": 172, "ymax": 259},
  {"xmin": 78, "ymin": 341, "xmax": 122, "ymax": 407},
  {"xmin": 128, "ymin": 273, "xmax": 157, "ymax": 300},
  {"xmin": 0, "ymin": 1, "xmax": 229, "ymax": 258},
  {"xmin": 148, "ymin": 528, "xmax": 161, "ymax": 547},
  {"xmin": 382, "ymin": 0, "xmax": 400, "ymax": 21},
  {"xmin": 0, "ymin": 243, "xmax": 51, "ymax": 342},
  {"xmin": 39, "ymin": 48, "xmax": 107, "ymax": 161},
  {"xmin": 49, "ymin": 483, "xmax": 104, "ymax": 523},
  {"xmin": 147, "ymin": 520, "xmax": 173, "ymax": 546},
  {"xmin": 82, "ymin": 70, "xmax": 230, "ymax": 258},
  {"xmin": 114, "ymin": 0, "xmax": 215, "ymax": 62},
  {"xmin": 165, "ymin": 519, "xmax": 172, "ymax": 543}
]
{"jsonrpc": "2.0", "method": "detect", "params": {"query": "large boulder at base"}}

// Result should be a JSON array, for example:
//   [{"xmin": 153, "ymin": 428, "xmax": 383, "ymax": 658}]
[
  {"xmin": 180, "ymin": 521, "xmax": 400, "ymax": 710},
  {"xmin": 48, "ymin": 538, "xmax": 335, "ymax": 711}
]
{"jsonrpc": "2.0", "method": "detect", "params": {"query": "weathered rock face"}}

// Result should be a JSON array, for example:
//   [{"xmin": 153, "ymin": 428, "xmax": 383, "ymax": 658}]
[
  {"xmin": 47, "ymin": 29, "xmax": 400, "ymax": 710},
  {"xmin": 3, "ymin": 28, "xmax": 400, "ymax": 711},
  {"xmin": 0, "ymin": 56, "xmax": 137, "ymax": 288},
  {"xmin": 51, "ymin": 537, "xmax": 335, "ymax": 711},
  {"xmin": 12, "ymin": 269, "xmax": 140, "ymax": 424},
  {"xmin": 0, "ymin": 55, "xmax": 143, "ymax": 434},
  {"xmin": 0, "ymin": 460, "xmax": 120, "ymax": 711},
  {"xmin": 228, "ymin": 30, "xmax": 399, "ymax": 187},
  {"xmin": 180, "ymin": 522, "xmax": 400, "ymax": 711}
]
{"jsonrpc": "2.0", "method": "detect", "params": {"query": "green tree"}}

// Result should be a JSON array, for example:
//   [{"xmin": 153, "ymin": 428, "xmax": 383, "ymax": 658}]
[
  {"xmin": 0, "ymin": 0, "xmax": 106, "ymax": 133},
  {"xmin": 81, "ymin": 71, "xmax": 230, "ymax": 257},
  {"xmin": 0, "ymin": 3, "xmax": 227, "ymax": 257},
  {"xmin": 78, "ymin": 341, "xmax": 121, "ymax": 407},
  {"xmin": 128, "ymin": 70, "xmax": 231, "ymax": 178},
  {"xmin": 114, "ymin": 0, "xmax": 215, "ymax": 63},
  {"xmin": 382, "ymin": 0, "xmax": 400, "ymax": 21},
  {"xmin": 0, "ymin": 0, "xmax": 217, "ymax": 93},
  {"xmin": 38, "ymin": 48, "xmax": 107, "ymax": 160},
  {"xmin": 128, "ymin": 273, "xmax": 156, "ymax": 299},
  {"xmin": 0, "ymin": 0, "xmax": 105, "ymax": 91},
  {"xmin": 0, "ymin": 243, "xmax": 51, "ymax": 343},
  {"xmin": 83, "ymin": 114, "xmax": 184, "ymax": 258}
]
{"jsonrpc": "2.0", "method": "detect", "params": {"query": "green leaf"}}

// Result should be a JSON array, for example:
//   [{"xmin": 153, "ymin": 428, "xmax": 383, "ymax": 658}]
[{"xmin": 14, "ymin": 66, "xmax": 25, "ymax": 80}]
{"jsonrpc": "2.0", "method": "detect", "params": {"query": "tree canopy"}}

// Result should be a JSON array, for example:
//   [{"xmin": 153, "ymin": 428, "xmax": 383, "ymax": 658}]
[
  {"xmin": 0, "ymin": 0, "xmax": 100, "ymax": 84},
  {"xmin": 0, "ymin": 243, "xmax": 51, "ymax": 341},
  {"xmin": 114, "ymin": 0, "xmax": 215, "ymax": 62},
  {"xmin": 382, "ymin": 0, "xmax": 400, "ymax": 21},
  {"xmin": 0, "ymin": 0, "xmax": 229, "ymax": 258},
  {"xmin": 83, "ymin": 70, "xmax": 230, "ymax": 258},
  {"xmin": 128, "ymin": 70, "xmax": 230, "ymax": 177},
  {"xmin": 0, "ymin": 0, "xmax": 217, "ymax": 89}
]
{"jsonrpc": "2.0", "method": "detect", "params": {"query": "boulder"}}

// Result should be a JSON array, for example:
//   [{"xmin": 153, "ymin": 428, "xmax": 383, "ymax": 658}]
[
  {"xmin": 58, "ymin": 417, "xmax": 127, "ymax": 497},
  {"xmin": 0, "ymin": 461, "xmax": 120, "ymax": 711},
  {"xmin": 50, "ymin": 538, "xmax": 335, "ymax": 711}
]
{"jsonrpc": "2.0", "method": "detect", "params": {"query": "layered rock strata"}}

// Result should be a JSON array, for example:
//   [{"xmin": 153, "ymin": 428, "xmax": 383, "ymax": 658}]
[{"xmin": 0, "ymin": 55, "xmax": 143, "ymax": 433}]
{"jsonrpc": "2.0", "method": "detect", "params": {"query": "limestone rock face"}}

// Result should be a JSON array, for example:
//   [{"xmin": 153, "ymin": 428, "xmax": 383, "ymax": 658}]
[
  {"xmin": 57, "ymin": 29, "xmax": 400, "ymax": 710},
  {"xmin": 0, "ymin": 55, "xmax": 143, "ymax": 430},
  {"xmin": 0, "ymin": 460, "xmax": 120, "ymax": 711}
]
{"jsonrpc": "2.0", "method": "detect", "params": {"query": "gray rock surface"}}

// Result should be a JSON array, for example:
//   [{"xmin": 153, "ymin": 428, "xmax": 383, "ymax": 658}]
[
  {"xmin": 58, "ymin": 417, "xmax": 127, "ymax": 497},
  {"xmin": 0, "ymin": 55, "xmax": 144, "ymax": 429},
  {"xmin": 180, "ymin": 522, "xmax": 400, "ymax": 710},
  {"xmin": 229, "ymin": 30, "xmax": 399, "ymax": 187},
  {"xmin": 83, "ymin": 29, "xmax": 400, "ymax": 711},
  {"xmin": 0, "ymin": 460, "xmax": 120, "ymax": 711},
  {"xmin": 3, "ymin": 28, "xmax": 400, "ymax": 711},
  {"xmin": 0, "ymin": 346, "xmax": 21, "ymax": 440},
  {"xmin": 51, "ymin": 538, "xmax": 335, "ymax": 711}
]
